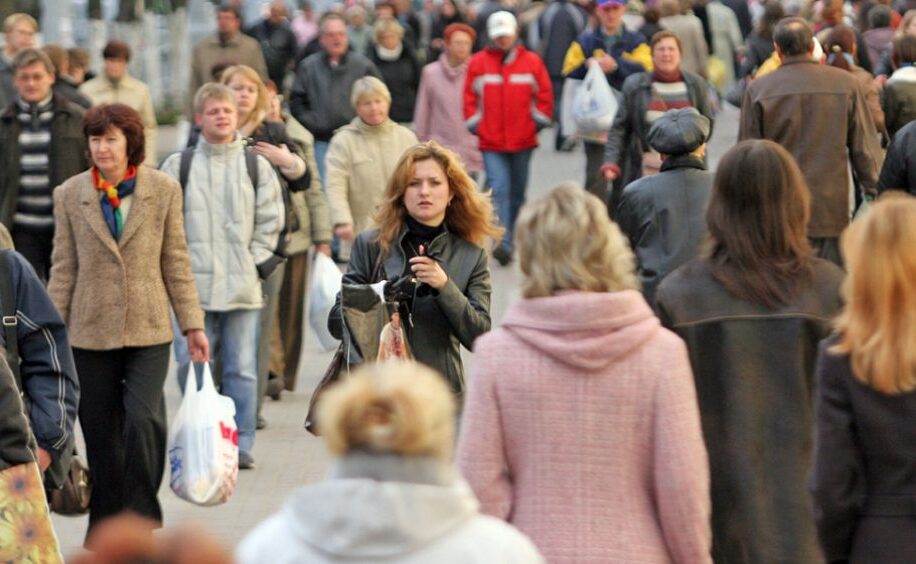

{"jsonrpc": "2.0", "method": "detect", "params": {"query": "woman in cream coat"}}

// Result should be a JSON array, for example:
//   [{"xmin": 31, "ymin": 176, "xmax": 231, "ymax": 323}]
[{"xmin": 326, "ymin": 77, "xmax": 418, "ymax": 247}]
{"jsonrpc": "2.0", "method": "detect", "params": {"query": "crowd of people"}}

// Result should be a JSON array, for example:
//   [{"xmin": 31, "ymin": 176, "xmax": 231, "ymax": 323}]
[{"xmin": 0, "ymin": 0, "xmax": 914, "ymax": 561}]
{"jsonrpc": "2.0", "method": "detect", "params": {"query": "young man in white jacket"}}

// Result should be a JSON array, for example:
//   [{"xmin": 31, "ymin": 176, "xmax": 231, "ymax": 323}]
[{"xmin": 161, "ymin": 83, "xmax": 285, "ymax": 469}]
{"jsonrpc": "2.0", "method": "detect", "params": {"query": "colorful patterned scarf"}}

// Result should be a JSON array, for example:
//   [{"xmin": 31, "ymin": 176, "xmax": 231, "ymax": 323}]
[{"xmin": 92, "ymin": 166, "xmax": 137, "ymax": 240}]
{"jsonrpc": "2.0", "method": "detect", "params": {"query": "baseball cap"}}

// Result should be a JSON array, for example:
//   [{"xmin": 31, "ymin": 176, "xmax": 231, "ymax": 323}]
[
  {"xmin": 487, "ymin": 11, "xmax": 517, "ymax": 39},
  {"xmin": 596, "ymin": 0, "xmax": 626, "ymax": 7}
]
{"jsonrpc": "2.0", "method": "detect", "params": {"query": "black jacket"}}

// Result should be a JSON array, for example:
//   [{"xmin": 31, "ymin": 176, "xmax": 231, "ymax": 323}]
[
  {"xmin": 246, "ymin": 19, "xmax": 299, "ymax": 89},
  {"xmin": 604, "ymin": 71, "xmax": 713, "ymax": 189},
  {"xmin": 52, "ymin": 77, "xmax": 91, "ymax": 109},
  {"xmin": 656, "ymin": 258, "xmax": 844, "ymax": 564},
  {"xmin": 877, "ymin": 118, "xmax": 916, "ymax": 195},
  {"xmin": 368, "ymin": 44, "xmax": 421, "ymax": 124},
  {"xmin": 616, "ymin": 154, "xmax": 712, "ymax": 305},
  {"xmin": 0, "ymin": 94, "xmax": 89, "ymax": 229},
  {"xmin": 328, "ymin": 227, "xmax": 492, "ymax": 394},
  {"xmin": 810, "ymin": 334, "xmax": 916, "ymax": 564},
  {"xmin": 0, "ymin": 354, "xmax": 35, "ymax": 472}
]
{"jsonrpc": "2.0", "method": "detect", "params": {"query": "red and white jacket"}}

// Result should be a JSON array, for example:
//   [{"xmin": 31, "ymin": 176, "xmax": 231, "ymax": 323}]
[{"xmin": 464, "ymin": 45, "xmax": 554, "ymax": 152}]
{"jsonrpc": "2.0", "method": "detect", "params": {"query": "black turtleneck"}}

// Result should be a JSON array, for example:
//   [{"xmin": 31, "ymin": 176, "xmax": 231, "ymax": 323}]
[{"xmin": 403, "ymin": 215, "xmax": 445, "ymax": 260}]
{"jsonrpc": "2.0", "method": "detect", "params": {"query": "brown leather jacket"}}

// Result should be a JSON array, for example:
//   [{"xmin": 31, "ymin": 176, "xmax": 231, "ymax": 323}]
[{"xmin": 739, "ymin": 56, "xmax": 882, "ymax": 238}]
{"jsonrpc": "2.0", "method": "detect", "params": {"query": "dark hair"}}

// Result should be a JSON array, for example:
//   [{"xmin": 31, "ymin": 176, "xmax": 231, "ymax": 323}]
[
  {"xmin": 83, "ymin": 104, "xmax": 146, "ymax": 167},
  {"xmin": 643, "ymin": 6, "xmax": 660, "ymax": 24},
  {"xmin": 756, "ymin": 1, "xmax": 785, "ymax": 41},
  {"xmin": 774, "ymin": 16, "xmax": 813, "ymax": 56},
  {"xmin": 217, "ymin": 3, "xmax": 241, "ymax": 19},
  {"xmin": 705, "ymin": 140, "xmax": 814, "ymax": 308},
  {"xmin": 825, "ymin": 25, "xmax": 857, "ymax": 71},
  {"xmin": 868, "ymin": 4, "xmax": 893, "ymax": 29},
  {"xmin": 40, "ymin": 44, "xmax": 67, "ymax": 76},
  {"xmin": 103, "ymin": 40, "xmax": 130, "ymax": 61},
  {"xmin": 651, "ymin": 30, "xmax": 683, "ymax": 53},
  {"xmin": 892, "ymin": 34, "xmax": 916, "ymax": 68},
  {"xmin": 210, "ymin": 61, "xmax": 233, "ymax": 81}
]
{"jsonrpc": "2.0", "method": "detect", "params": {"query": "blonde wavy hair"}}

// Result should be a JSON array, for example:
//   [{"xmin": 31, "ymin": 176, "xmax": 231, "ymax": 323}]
[
  {"xmin": 220, "ymin": 64, "xmax": 270, "ymax": 136},
  {"xmin": 832, "ymin": 193, "xmax": 916, "ymax": 394},
  {"xmin": 317, "ymin": 362, "xmax": 456, "ymax": 460},
  {"xmin": 373, "ymin": 141, "xmax": 503, "ymax": 253},
  {"xmin": 515, "ymin": 183, "xmax": 639, "ymax": 298}
]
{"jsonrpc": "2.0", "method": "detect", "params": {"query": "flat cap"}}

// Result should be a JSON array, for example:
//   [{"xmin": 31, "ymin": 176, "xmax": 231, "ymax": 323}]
[{"xmin": 647, "ymin": 107, "xmax": 711, "ymax": 155}]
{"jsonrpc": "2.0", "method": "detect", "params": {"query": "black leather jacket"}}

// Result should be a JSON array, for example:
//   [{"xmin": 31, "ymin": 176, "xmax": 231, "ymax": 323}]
[
  {"xmin": 328, "ymin": 226, "xmax": 492, "ymax": 394},
  {"xmin": 0, "ymin": 354, "xmax": 35, "ymax": 472},
  {"xmin": 615, "ymin": 154, "xmax": 713, "ymax": 305}
]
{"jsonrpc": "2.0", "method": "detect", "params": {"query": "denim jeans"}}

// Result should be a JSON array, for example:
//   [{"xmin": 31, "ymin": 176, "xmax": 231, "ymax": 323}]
[
  {"xmin": 482, "ymin": 149, "xmax": 533, "ymax": 250},
  {"xmin": 174, "ymin": 309, "xmax": 260, "ymax": 454},
  {"xmin": 314, "ymin": 140, "xmax": 330, "ymax": 187}
]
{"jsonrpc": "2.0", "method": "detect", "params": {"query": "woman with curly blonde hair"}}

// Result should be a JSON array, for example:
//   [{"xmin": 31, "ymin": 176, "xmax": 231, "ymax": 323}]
[
  {"xmin": 237, "ymin": 362, "xmax": 544, "ymax": 562},
  {"xmin": 457, "ymin": 183, "xmax": 711, "ymax": 562},
  {"xmin": 810, "ymin": 193, "xmax": 916, "ymax": 564},
  {"xmin": 329, "ymin": 141, "xmax": 500, "ymax": 395}
]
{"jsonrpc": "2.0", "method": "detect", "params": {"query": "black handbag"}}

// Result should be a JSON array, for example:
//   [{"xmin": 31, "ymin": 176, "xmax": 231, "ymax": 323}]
[{"xmin": 304, "ymin": 253, "xmax": 386, "ymax": 436}]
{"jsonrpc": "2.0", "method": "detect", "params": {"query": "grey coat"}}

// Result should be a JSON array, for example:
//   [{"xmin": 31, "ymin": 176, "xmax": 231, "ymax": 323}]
[
  {"xmin": 289, "ymin": 51, "xmax": 381, "ymax": 142},
  {"xmin": 328, "ymin": 227, "xmax": 492, "ymax": 394}
]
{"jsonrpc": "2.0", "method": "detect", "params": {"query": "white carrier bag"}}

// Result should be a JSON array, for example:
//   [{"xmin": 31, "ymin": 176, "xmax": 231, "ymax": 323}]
[
  {"xmin": 309, "ymin": 251, "xmax": 343, "ymax": 352},
  {"xmin": 167, "ymin": 363, "xmax": 238, "ymax": 506}
]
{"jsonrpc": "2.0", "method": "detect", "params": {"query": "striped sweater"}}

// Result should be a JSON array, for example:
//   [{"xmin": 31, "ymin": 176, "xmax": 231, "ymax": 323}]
[{"xmin": 15, "ymin": 96, "xmax": 54, "ymax": 233}]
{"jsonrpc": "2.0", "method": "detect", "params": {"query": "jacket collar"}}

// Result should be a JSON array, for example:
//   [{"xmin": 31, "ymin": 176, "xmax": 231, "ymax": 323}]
[
  {"xmin": 889, "ymin": 65, "xmax": 916, "ymax": 84},
  {"xmin": 437, "ymin": 53, "xmax": 468, "ymax": 78},
  {"xmin": 779, "ymin": 54, "xmax": 817, "ymax": 67},
  {"xmin": 660, "ymin": 153, "xmax": 706, "ymax": 172},
  {"xmin": 78, "ymin": 166, "xmax": 155, "ymax": 254},
  {"xmin": 2, "ymin": 92, "xmax": 77, "ymax": 121}
]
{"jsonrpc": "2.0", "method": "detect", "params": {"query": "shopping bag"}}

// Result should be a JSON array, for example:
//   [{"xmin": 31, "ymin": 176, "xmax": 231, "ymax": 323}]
[
  {"xmin": 167, "ymin": 363, "xmax": 238, "ymax": 506},
  {"xmin": 309, "ymin": 251, "xmax": 343, "ymax": 352},
  {"xmin": 560, "ymin": 77, "xmax": 582, "ymax": 139},
  {"xmin": 0, "ymin": 462, "xmax": 62, "ymax": 563},
  {"xmin": 573, "ymin": 64, "xmax": 618, "ymax": 141}
]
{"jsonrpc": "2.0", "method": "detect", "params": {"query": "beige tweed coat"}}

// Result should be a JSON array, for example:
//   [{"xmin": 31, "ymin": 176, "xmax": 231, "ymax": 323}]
[{"xmin": 48, "ymin": 167, "xmax": 204, "ymax": 350}]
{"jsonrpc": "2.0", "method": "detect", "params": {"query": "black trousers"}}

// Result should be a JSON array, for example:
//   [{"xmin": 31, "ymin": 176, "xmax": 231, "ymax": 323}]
[
  {"xmin": 584, "ymin": 141, "xmax": 610, "ymax": 206},
  {"xmin": 73, "ymin": 344, "xmax": 170, "ymax": 533},
  {"xmin": 11, "ymin": 228, "xmax": 53, "ymax": 283}
]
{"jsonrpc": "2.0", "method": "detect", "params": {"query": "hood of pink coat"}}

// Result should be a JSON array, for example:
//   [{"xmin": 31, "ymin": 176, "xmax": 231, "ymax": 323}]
[{"xmin": 499, "ymin": 290, "xmax": 661, "ymax": 371}]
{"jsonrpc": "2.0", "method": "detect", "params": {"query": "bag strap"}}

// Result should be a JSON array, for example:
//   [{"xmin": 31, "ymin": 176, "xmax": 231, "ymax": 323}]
[
  {"xmin": 244, "ymin": 148, "xmax": 259, "ymax": 191},
  {"xmin": 178, "ymin": 147, "xmax": 194, "ymax": 191},
  {"xmin": 370, "ymin": 251, "xmax": 385, "ymax": 283},
  {"xmin": 0, "ymin": 250, "xmax": 20, "ymax": 388}
]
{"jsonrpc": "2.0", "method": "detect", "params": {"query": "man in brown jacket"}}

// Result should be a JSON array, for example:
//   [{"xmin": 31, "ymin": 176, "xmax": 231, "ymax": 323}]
[
  {"xmin": 739, "ymin": 17, "xmax": 882, "ymax": 264},
  {"xmin": 188, "ymin": 5, "xmax": 268, "ymax": 116}
]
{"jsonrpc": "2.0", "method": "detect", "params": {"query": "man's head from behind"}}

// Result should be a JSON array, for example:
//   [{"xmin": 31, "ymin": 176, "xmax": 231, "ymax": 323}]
[
  {"xmin": 774, "ymin": 17, "xmax": 814, "ymax": 58},
  {"xmin": 194, "ymin": 83, "xmax": 238, "ymax": 145},
  {"xmin": 12, "ymin": 48, "xmax": 55, "ymax": 103},
  {"xmin": 3, "ymin": 13, "xmax": 37, "ymax": 56}
]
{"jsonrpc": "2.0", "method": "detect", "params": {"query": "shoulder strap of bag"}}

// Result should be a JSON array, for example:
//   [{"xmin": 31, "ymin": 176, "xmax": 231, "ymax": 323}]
[
  {"xmin": 370, "ymin": 250, "xmax": 385, "ymax": 283},
  {"xmin": 179, "ymin": 147, "xmax": 259, "ymax": 194},
  {"xmin": 244, "ymin": 148, "xmax": 259, "ymax": 191},
  {"xmin": 0, "ymin": 250, "xmax": 20, "ymax": 388}
]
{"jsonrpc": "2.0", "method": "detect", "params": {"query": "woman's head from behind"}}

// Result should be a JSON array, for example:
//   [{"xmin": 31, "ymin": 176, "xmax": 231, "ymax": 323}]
[
  {"xmin": 706, "ymin": 140, "xmax": 813, "ymax": 307},
  {"xmin": 83, "ymin": 103, "xmax": 145, "ymax": 173},
  {"xmin": 515, "ymin": 183, "xmax": 638, "ymax": 299},
  {"xmin": 833, "ymin": 193, "xmax": 916, "ymax": 394},
  {"xmin": 825, "ymin": 25, "xmax": 857, "ymax": 71},
  {"xmin": 374, "ymin": 141, "xmax": 501, "ymax": 252},
  {"xmin": 318, "ymin": 362, "xmax": 455, "ymax": 460},
  {"xmin": 220, "ymin": 64, "xmax": 269, "ymax": 128},
  {"xmin": 892, "ymin": 34, "xmax": 916, "ymax": 69}
]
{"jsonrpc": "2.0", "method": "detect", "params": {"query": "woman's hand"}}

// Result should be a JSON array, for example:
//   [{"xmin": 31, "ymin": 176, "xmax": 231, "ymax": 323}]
[
  {"xmin": 335, "ymin": 224, "xmax": 355, "ymax": 240},
  {"xmin": 186, "ymin": 329, "xmax": 210, "ymax": 363},
  {"xmin": 37, "ymin": 447, "xmax": 51, "ymax": 471},
  {"xmin": 251, "ymin": 142, "xmax": 296, "ymax": 170},
  {"xmin": 409, "ymin": 254, "xmax": 448, "ymax": 289}
]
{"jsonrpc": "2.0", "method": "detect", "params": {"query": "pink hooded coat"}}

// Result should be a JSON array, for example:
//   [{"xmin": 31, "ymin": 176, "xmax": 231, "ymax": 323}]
[
  {"xmin": 413, "ymin": 54, "xmax": 483, "ymax": 174},
  {"xmin": 457, "ymin": 290, "xmax": 711, "ymax": 563}
]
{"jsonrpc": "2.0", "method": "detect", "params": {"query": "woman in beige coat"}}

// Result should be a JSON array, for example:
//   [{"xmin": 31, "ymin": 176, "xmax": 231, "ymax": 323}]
[
  {"xmin": 326, "ymin": 76, "xmax": 418, "ymax": 255},
  {"xmin": 48, "ymin": 104, "xmax": 208, "ymax": 535}
]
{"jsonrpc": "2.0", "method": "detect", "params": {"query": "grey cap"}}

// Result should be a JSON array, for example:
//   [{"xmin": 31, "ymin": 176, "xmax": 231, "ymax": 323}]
[{"xmin": 647, "ymin": 107, "xmax": 711, "ymax": 155}]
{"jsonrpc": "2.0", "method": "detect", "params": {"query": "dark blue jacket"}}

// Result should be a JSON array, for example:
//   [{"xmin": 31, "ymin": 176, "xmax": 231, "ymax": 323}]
[
  {"xmin": 562, "ymin": 27, "xmax": 652, "ymax": 90},
  {"xmin": 0, "ymin": 250, "xmax": 78, "ymax": 460}
]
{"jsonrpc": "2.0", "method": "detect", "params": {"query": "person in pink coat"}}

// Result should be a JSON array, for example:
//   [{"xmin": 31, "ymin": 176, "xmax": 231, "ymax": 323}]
[
  {"xmin": 456, "ymin": 183, "xmax": 712, "ymax": 563},
  {"xmin": 413, "ymin": 23, "xmax": 482, "ymax": 178}
]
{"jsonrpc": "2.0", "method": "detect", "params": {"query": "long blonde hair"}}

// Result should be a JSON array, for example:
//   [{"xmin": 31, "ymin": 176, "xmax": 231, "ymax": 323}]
[
  {"xmin": 373, "ymin": 141, "xmax": 503, "ymax": 253},
  {"xmin": 317, "ymin": 362, "xmax": 456, "ymax": 460},
  {"xmin": 220, "ymin": 64, "xmax": 269, "ymax": 136},
  {"xmin": 515, "ymin": 183, "xmax": 638, "ymax": 298},
  {"xmin": 832, "ymin": 193, "xmax": 916, "ymax": 394}
]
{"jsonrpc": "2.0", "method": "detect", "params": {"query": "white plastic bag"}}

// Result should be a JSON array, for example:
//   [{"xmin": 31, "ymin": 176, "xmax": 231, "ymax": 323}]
[
  {"xmin": 168, "ymin": 363, "xmax": 238, "ymax": 506},
  {"xmin": 309, "ymin": 252, "xmax": 343, "ymax": 352},
  {"xmin": 573, "ymin": 64, "xmax": 619, "ymax": 141}
]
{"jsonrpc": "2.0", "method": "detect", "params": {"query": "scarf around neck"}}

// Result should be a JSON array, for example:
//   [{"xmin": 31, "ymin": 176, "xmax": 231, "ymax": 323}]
[{"xmin": 93, "ymin": 165, "xmax": 138, "ymax": 240}]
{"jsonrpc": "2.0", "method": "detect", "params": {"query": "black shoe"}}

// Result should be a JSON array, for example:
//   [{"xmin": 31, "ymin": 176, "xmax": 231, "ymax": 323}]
[
  {"xmin": 239, "ymin": 451, "xmax": 255, "ymax": 470},
  {"xmin": 256, "ymin": 415, "xmax": 267, "ymax": 430},
  {"xmin": 492, "ymin": 245, "xmax": 512, "ymax": 266},
  {"xmin": 266, "ymin": 373, "xmax": 283, "ymax": 401}
]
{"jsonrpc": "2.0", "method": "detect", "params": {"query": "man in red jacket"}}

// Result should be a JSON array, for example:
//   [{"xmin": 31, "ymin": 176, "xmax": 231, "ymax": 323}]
[{"xmin": 465, "ymin": 11, "xmax": 553, "ymax": 265}]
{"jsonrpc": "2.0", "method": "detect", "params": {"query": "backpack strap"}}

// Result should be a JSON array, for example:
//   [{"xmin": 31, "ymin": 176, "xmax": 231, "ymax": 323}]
[
  {"xmin": 244, "ymin": 148, "xmax": 259, "ymax": 192},
  {"xmin": 178, "ymin": 147, "xmax": 195, "ymax": 191},
  {"xmin": 0, "ymin": 250, "xmax": 20, "ymax": 388}
]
